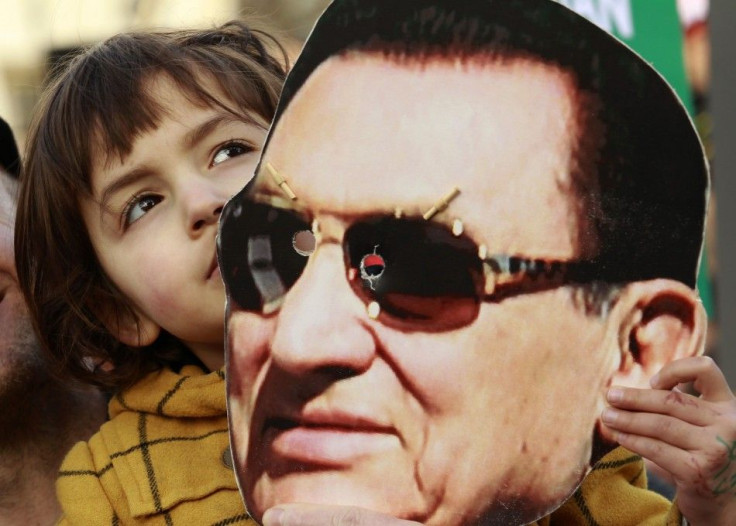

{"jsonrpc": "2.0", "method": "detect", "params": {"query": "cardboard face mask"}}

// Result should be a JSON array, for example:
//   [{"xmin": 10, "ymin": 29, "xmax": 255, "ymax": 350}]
[{"xmin": 219, "ymin": 1, "xmax": 709, "ymax": 524}]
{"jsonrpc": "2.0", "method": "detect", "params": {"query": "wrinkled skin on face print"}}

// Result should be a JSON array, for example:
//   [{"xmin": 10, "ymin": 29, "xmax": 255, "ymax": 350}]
[{"xmin": 220, "ymin": 1, "xmax": 708, "ymax": 524}]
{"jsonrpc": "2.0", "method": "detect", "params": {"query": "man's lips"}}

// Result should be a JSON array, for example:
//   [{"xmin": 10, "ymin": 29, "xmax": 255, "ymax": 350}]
[{"xmin": 260, "ymin": 411, "xmax": 398, "ymax": 466}]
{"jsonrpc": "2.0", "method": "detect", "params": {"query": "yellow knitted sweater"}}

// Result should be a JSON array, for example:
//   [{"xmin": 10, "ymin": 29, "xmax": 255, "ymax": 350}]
[
  {"xmin": 56, "ymin": 365, "xmax": 254, "ymax": 525},
  {"xmin": 56, "ymin": 364, "xmax": 680, "ymax": 525},
  {"xmin": 535, "ymin": 446, "xmax": 682, "ymax": 525}
]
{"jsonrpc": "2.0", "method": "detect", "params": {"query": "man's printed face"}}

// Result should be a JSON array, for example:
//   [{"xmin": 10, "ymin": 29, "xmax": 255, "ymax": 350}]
[{"xmin": 224, "ymin": 55, "xmax": 622, "ymax": 525}]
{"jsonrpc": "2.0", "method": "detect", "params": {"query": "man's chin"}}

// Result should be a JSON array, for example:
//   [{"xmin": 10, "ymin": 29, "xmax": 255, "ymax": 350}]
[
  {"xmin": 243, "ymin": 474, "xmax": 550, "ymax": 526},
  {"xmin": 0, "ymin": 326, "xmax": 105, "ymax": 457},
  {"xmin": 0, "ymin": 341, "xmax": 49, "ymax": 450},
  {"xmin": 242, "ymin": 456, "xmax": 591, "ymax": 526},
  {"xmin": 244, "ymin": 471, "xmax": 429, "ymax": 524}
]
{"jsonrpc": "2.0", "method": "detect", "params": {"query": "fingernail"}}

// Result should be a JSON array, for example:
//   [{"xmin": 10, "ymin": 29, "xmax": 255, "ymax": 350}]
[
  {"xmin": 607, "ymin": 387, "xmax": 623, "ymax": 402},
  {"xmin": 263, "ymin": 508, "xmax": 284, "ymax": 526},
  {"xmin": 602, "ymin": 408, "xmax": 618, "ymax": 423},
  {"xmin": 649, "ymin": 373, "xmax": 660, "ymax": 388}
]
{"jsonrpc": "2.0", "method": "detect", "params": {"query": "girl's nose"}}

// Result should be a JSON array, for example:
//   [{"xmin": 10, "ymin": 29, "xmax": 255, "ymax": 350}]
[{"xmin": 183, "ymin": 176, "xmax": 226, "ymax": 236}]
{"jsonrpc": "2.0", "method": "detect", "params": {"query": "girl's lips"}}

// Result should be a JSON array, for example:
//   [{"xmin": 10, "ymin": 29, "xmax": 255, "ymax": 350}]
[
  {"xmin": 209, "ymin": 264, "xmax": 221, "ymax": 281},
  {"xmin": 207, "ymin": 256, "xmax": 221, "ymax": 281}
]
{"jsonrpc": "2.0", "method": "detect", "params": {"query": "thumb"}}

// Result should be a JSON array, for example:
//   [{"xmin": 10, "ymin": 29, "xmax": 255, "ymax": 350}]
[{"xmin": 263, "ymin": 504, "xmax": 423, "ymax": 526}]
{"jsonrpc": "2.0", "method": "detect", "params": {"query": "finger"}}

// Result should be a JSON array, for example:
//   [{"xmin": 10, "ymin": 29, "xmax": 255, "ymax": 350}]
[
  {"xmin": 610, "ymin": 430, "xmax": 695, "ymax": 483},
  {"xmin": 607, "ymin": 387, "xmax": 717, "ymax": 426},
  {"xmin": 263, "ymin": 504, "xmax": 422, "ymax": 526},
  {"xmin": 651, "ymin": 356, "xmax": 734, "ymax": 402},
  {"xmin": 601, "ymin": 408, "xmax": 702, "ymax": 450}
]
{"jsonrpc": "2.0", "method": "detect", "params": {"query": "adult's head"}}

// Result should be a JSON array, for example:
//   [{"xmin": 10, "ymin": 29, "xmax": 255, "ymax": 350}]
[
  {"xmin": 220, "ymin": 1, "xmax": 708, "ymax": 524},
  {"xmin": 1, "ymin": 120, "xmax": 46, "ymax": 454},
  {"xmin": 1, "ymin": 118, "xmax": 105, "ymax": 524},
  {"xmin": 1, "ymin": 118, "xmax": 24, "ymax": 381},
  {"xmin": 15, "ymin": 21, "xmax": 287, "ymax": 389},
  {"xmin": 0, "ymin": 141, "xmax": 37, "ymax": 447}
]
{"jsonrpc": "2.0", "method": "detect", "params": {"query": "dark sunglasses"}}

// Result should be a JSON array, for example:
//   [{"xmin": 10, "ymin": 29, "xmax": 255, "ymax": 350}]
[{"xmin": 218, "ymin": 193, "xmax": 600, "ymax": 331}]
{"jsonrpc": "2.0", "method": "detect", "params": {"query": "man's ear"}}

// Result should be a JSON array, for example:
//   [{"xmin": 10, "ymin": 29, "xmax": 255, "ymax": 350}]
[
  {"xmin": 608, "ymin": 279, "xmax": 707, "ymax": 389},
  {"xmin": 98, "ymin": 303, "xmax": 161, "ymax": 348}
]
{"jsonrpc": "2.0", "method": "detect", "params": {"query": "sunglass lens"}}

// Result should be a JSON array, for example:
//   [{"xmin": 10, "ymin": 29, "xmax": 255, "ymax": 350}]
[
  {"xmin": 346, "ymin": 218, "xmax": 483, "ymax": 330},
  {"xmin": 220, "ymin": 199, "xmax": 310, "ymax": 312}
]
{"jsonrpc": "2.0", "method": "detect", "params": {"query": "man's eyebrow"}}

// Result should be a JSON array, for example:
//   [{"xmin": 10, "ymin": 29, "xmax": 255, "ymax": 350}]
[{"xmin": 184, "ymin": 113, "xmax": 241, "ymax": 151}]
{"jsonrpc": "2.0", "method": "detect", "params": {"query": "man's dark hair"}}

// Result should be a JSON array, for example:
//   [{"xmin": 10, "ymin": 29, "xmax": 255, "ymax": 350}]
[{"xmin": 260, "ymin": 0, "xmax": 708, "ymax": 288}]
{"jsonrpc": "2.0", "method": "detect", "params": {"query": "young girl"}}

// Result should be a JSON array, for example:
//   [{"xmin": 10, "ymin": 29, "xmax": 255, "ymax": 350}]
[{"xmin": 16, "ymin": 21, "xmax": 287, "ymax": 524}]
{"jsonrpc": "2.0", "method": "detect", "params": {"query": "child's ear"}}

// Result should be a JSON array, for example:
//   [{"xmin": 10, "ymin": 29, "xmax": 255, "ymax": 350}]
[
  {"xmin": 607, "ymin": 279, "xmax": 706, "ymax": 389},
  {"xmin": 99, "ymin": 304, "xmax": 161, "ymax": 348}
]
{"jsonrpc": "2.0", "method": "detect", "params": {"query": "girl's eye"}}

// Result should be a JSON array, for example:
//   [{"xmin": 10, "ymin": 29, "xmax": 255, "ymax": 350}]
[
  {"xmin": 212, "ymin": 142, "xmax": 254, "ymax": 166},
  {"xmin": 124, "ymin": 194, "xmax": 162, "ymax": 227}
]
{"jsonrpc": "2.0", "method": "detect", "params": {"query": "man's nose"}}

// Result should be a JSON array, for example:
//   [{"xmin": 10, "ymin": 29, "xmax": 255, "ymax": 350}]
[
  {"xmin": 182, "ymin": 176, "xmax": 226, "ymax": 236},
  {"xmin": 269, "ymin": 244, "xmax": 377, "ymax": 377}
]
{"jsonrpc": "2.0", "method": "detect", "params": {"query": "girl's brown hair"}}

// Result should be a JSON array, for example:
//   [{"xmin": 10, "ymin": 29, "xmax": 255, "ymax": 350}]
[{"xmin": 15, "ymin": 20, "xmax": 288, "ymax": 389}]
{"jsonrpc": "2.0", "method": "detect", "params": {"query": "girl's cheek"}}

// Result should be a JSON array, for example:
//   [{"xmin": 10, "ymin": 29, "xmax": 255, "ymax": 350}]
[{"xmin": 136, "ymin": 272, "xmax": 181, "ymax": 316}]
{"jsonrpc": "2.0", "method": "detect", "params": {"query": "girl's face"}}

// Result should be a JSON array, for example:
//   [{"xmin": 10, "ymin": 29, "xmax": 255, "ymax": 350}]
[{"xmin": 80, "ymin": 74, "xmax": 268, "ymax": 370}]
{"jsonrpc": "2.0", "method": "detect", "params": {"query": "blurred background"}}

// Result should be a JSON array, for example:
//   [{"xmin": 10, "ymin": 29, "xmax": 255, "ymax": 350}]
[
  {"xmin": 0, "ymin": 0, "xmax": 733, "ymax": 385},
  {"xmin": 0, "ymin": 0, "xmax": 330, "ymax": 133}
]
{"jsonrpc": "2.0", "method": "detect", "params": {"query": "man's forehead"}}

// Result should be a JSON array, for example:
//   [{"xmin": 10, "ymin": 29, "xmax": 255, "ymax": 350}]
[
  {"xmin": 265, "ymin": 55, "xmax": 576, "ymax": 194},
  {"xmin": 258, "ymin": 53, "xmax": 583, "ymax": 257},
  {"xmin": 279, "ymin": 52, "xmax": 575, "ymax": 117}
]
